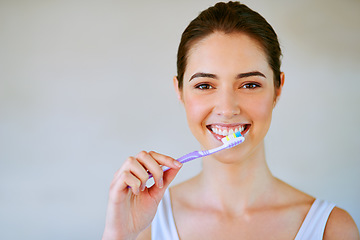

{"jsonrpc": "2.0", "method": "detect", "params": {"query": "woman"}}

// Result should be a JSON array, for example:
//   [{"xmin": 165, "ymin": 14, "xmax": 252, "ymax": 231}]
[{"xmin": 102, "ymin": 2, "xmax": 359, "ymax": 239}]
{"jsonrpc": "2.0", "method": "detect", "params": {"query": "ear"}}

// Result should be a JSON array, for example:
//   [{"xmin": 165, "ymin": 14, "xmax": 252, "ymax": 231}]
[
  {"xmin": 173, "ymin": 76, "xmax": 184, "ymax": 104},
  {"xmin": 274, "ymin": 72, "xmax": 285, "ymax": 107}
]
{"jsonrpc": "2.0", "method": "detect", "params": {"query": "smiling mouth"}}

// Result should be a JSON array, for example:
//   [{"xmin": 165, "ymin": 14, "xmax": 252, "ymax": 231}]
[{"xmin": 206, "ymin": 124, "xmax": 250, "ymax": 140}]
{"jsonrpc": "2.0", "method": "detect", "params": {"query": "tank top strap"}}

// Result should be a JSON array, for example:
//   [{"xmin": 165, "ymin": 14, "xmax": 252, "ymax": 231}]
[
  {"xmin": 294, "ymin": 199, "xmax": 336, "ymax": 240},
  {"xmin": 151, "ymin": 189, "xmax": 179, "ymax": 240}
]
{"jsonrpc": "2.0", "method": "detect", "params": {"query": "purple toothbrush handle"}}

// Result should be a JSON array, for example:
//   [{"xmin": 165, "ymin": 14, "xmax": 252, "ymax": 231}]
[
  {"xmin": 177, "ymin": 150, "xmax": 204, "ymax": 164},
  {"xmin": 147, "ymin": 151, "xmax": 203, "ymax": 179},
  {"xmin": 128, "ymin": 151, "xmax": 205, "ymax": 188}
]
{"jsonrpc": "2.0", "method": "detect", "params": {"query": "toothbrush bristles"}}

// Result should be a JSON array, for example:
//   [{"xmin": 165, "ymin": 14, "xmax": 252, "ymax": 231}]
[{"xmin": 221, "ymin": 131, "xmax": 243, "ymax": 144}]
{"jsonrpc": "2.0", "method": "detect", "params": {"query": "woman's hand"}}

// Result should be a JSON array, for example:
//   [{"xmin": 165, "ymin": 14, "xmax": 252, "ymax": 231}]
[{"xmin": 102, "ymin": 151, "xmax": 182, "ymax": 240}]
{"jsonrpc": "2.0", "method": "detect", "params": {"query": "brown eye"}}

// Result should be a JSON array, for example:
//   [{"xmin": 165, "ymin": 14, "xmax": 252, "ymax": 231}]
[
  {"xmin": 195, "ymin": 83, "xmax": 213, "ymax": 90},
  {"xmin": 242, "ymin": 83, "xmax": 260, "ymax": 89}
]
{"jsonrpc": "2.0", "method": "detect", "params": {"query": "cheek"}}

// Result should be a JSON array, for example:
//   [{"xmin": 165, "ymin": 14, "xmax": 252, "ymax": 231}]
[
  {"xmin": 242, "ymin": 93, "xmax": 274, "ymax": 123},
  {"xmin": 183, "ymin": 94, "xmax": 211, "ymax": 130}
]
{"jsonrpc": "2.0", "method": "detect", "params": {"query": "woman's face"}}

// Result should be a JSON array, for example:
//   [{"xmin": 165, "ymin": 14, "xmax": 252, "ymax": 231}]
[{"xmin": 174, "ymin": 32, "xmax": 283, "ymax": 163}]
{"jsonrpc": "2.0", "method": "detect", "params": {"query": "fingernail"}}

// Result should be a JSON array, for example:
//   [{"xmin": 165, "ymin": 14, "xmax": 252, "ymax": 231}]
[
  {"xmin": 158, "ymin": 178, "xmax": 164, "ymax": 188},
  {"xmin": 141, "ymin": 184, "xmax": 146, "ymax": 191},
  {"xmin": 173, "ymin": 160, "xmax": 182, "ymax": 168}
]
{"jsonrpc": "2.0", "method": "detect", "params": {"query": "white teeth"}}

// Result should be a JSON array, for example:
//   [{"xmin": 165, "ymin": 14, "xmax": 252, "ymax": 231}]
[{"xmin": 211, "ymin": 125, "xmax": 246, "ymax": 136}]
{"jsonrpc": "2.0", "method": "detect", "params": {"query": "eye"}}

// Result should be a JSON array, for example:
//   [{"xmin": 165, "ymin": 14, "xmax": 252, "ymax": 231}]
[
  {"xmin": 241, "ymin": 83, "xmax": 261, "ymax": 89},
  {"xmin": 195, "ymin": 83, "xmax": 214, "ymax": 90}
]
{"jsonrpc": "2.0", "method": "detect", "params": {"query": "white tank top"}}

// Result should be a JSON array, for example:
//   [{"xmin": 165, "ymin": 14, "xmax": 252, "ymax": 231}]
[{"xmin": 151, "ymin": 189, "xmax": 335, "ymax": 240}]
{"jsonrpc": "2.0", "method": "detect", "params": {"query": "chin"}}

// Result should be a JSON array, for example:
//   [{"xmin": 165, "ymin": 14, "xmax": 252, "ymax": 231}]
[{"xmin": 209, "ymin": 145, "xmax": 246, "ymax": 164}]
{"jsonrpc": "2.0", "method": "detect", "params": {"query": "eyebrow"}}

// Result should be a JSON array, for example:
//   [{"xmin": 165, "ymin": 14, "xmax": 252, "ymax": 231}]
[
  {"xmin": 189, "ymin": 72, "xmax": 217, "ymax": 81},
  {"xmin": 237, "ymin": 71, "xmax": 266, "ymax": 79},
  {"xmin": 189, "ymin": 71, "xmax": 266, "ymax": 81}
]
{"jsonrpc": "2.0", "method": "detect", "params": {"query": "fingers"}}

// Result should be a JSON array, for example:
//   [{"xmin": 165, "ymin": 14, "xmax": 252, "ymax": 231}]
[
  {"xmin": 146, "ymin": 151, "xmax": 183, "ymax": 198},
  {"xmin": 126, "ymin": 156, "xmax": 151, "ymax": 192},
  {"xmin": 110, "ymin": 161, "xmax": 144, "ymax": 198},
  {"xmin": 111, "ymin": 151, "xmax": 182, "ymax": 197},
  {"xmin": 135, "ymin": 151, "xmax": 164, "ymax": 189},
  {"xmin": 148, "ymin": 165, "xmax": 182, "ymax": 199},
  {"xmin": 148, "ymin": 151, "xmax": 183, "ymax": 169}
]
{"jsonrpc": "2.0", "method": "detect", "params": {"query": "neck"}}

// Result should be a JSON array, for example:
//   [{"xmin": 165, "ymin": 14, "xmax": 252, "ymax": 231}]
[{"xmin": 198, "ymin": 141, "xmax": 275, "ymax": 214}]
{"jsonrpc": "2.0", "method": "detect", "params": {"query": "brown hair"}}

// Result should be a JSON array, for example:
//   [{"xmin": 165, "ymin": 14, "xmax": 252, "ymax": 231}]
[{"xmin": 176, "ymin": 1, "xmax": 282, "ymax": 89}]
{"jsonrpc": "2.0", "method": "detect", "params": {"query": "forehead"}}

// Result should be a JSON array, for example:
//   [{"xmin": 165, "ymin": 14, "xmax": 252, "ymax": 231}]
[{"xmin": 185, "ymin": 32, "xmax": 271, "ymax": 78}]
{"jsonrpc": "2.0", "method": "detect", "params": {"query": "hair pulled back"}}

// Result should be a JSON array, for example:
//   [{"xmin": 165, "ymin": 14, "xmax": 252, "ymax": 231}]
[{"xmin": 176, "ymin": 1, "xmax": 282, "ymax": 89}]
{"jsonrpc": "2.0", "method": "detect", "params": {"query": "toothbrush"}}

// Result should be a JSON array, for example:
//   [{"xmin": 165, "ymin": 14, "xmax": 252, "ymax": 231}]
[{"xmin": 148, "ymin": 131, "xmax": 245, "ymax": 179}]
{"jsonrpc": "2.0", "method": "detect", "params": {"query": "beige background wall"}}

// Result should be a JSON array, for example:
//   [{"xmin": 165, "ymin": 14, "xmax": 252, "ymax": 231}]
[{"xmin": 1, "ymin": 0, "xmax": 359, "ymax": 239}]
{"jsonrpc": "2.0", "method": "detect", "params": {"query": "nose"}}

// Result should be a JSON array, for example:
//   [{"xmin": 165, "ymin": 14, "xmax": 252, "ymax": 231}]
[{"xmin": 214, "ymin": 89, "xmax": 240, "ymax": 118}]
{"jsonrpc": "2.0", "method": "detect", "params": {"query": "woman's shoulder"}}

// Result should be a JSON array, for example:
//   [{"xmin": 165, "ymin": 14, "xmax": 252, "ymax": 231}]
[
  {"xmin": 323, "ymin": 206, "xmax": 360, "ymax": 240},
  {"xmin": 277, "ymin": 179, "xmax": 359, "ymax": 239},
  {"xmin": 274, "ymin": 177, "xmax": 315, "ymax": 204}
]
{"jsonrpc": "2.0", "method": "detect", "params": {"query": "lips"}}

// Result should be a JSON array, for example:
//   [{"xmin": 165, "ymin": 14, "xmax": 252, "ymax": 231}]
[{"xmin": 206, "ymin": 123, "xmax": 250, "ymax": 141}]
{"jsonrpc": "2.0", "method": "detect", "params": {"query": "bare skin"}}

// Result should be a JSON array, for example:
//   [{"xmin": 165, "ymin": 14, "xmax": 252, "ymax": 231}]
[
  {"xmin": 102, "ymin": 151, "xmax": 182, "ymax": 240},
  {"xmin": 103, "ymin": 32, "xmax": 360, "ymax": 240},
  {"xmin": 169, "ymin": 170, "xmax": 359, "ymax": 240}
]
